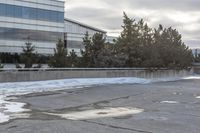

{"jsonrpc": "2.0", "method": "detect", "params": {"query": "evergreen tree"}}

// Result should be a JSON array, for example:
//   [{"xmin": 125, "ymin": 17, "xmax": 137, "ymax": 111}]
[
  {"xmin": 68, "ymin": 49, "xmax": 78, "ymax": 67},
  {"xmin": 153, "ymin": 26, "xmax": 193, "ymax": 68},
  {"xmin": 79, "ymin": 12, "xmax": 193, "ymax": 69},
  {"xmin": 116, "ymin": 13, "xmax": 193, "ymax": 68},
  {"xmin": 91, "ymin": 33, "xmax": 106, "ymax": 67},
  {"xmin": 116, "ymin": 12, "xmax": 143, "ymax": 67},
  {"xmin": 141, "ymin": 25, "xmax": 164, "ymax": 68},
  {"xmin": 20, "ymin": 38, "xmax": 36, "ymax": 68},
  {"xmin": 81, "ymin": 32, "xmax": 92, "ymax": 67},
  {"xmin": 81, "ymin": 32, "xmax": 106, "ymax": 67},
  {"xmin": 104, "ymin": 42, "xmax": 126, "ymax": 67},
  {"xmin": 48, "ymin": 39, "xmax": 68, "ymax": 68}
]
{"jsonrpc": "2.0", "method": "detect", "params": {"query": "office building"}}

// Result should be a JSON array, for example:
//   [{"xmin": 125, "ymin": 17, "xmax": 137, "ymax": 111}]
[{"xmin": 0, "ymin": 0, "xmax": 116, "ymax": 58}]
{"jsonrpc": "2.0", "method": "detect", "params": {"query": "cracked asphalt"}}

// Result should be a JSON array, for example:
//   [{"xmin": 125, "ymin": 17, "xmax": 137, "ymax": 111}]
[{"xmin": 1, "ymin": 78, "xmax": 200, "ymax": 133}]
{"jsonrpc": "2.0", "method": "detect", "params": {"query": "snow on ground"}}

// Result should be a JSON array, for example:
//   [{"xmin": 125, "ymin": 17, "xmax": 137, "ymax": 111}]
[
  {"xmin": 45, "ymin": 107, "xmax": 144, "ymax": 120},
  {"xmin": 0, "ymin": 76, "xmax": 199, "ymax": 123},
  {"xmin": 0, "ymin": 77, "xmax": 151, "ymax": 123},
  {"xmin": 183, "ymin": 75, "xmax": 200, "ymax": 80},
  {"xmin": 160, "ymin": 101, "xmax": 179, "ymax": 104}
]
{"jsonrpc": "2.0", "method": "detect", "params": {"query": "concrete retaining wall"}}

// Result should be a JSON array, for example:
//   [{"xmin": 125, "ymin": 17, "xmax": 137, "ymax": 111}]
[
  {"xmin": 193, "ymin": 66, "xmax": 200, "ymax": 74},
  {"xmin": 0, "ymin": 68, "xmax": 194, "ymax": 83}
]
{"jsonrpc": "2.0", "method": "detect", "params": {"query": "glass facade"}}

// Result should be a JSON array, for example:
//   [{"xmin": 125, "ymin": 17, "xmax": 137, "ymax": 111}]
[
  {"xmin": 0, "ymin": 27, "xmax": 63, "ymax": 42},
  {"xmin": 0, "ymin": 3, "xmax": 64, "ymax": 23},
  {"xmin": 67, "ymin": 40, "xmax": 84, "ymax": 49}
]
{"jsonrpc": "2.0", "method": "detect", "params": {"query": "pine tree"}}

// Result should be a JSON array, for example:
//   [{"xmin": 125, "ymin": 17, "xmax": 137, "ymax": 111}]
[
  {"xmin": 152, "ymin": 26, "xmax": 193, "ymax": 68},
  {"xmin": 68, "ymin": 49, "xmax": 78, "ymax": 67},
  {"xmin": 48, "ymin": 39, "xmax": 68, "ymax": 68},
  {"xmin": 20, "ymin": 38, "xmax": 36, "ymax": 68},
  {"xmin": 116, "ymin": 12, "xmax": 143, "ymax": 67},
  {"xmin": 81, "ymin": 32, "xmax": 93, "ymax": 67},
  {"xmin": 115, "ymin": 13, "xmax": 193, "ymax": 69},
  {"xmin": 90, "ymin": 33, "xmax": 106, "ymax": 67}
]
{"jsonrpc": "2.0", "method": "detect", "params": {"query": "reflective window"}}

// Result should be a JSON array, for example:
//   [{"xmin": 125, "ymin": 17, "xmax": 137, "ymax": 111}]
[
  {"xmin": 15, "ymin": 6, "xmax": 22, "ymax": 18},
  {"xmin": 58, "ymin": 12, "xmax": 64, "ymax": 22},
  {"xmin": 43, "ymin": 10, "xmax": 51, "ymax": 21},
  {"xmin": 0, "ymin": 3, "xmax": 64, "ymax": 23},
  {"xmin": 0, "ymin": 27, "xmax": 63, "ymax": 42},
  {"xmin": 50, "ymin": 11, "xmax": 58, "ymax": 22},
  {"xmin": 22, "ymin": 7, "xmax": 30, "ymax": 19},
  {"xmin": 0, "ymin": 4, "xmax": 6, "ymax": 16},
  {"xmin": 67, "ymin": 40, "xmax": 84, "ymax": 49},
  {"xmin": 30, "ymin": 8, "xmax": 38, "ymax": 19},
  {"xmin": 6, "ymin": 4, "xmax": 15, "ymax": 17}
]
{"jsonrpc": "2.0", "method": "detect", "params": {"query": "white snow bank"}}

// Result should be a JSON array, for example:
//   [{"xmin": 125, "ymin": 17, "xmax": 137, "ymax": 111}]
[{"xmin": 0, "ymin": 77, "xmax": 151, "ymax": 96}]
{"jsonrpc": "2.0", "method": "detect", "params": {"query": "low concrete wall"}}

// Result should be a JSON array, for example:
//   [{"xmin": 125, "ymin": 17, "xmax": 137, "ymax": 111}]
[
  {"xmin": 0, "ymin": 68, "xmax": 194, "ymax": 83},
  {"xmin": 193, "ymin": 66, "xmax": 200, "ymax": 74}
]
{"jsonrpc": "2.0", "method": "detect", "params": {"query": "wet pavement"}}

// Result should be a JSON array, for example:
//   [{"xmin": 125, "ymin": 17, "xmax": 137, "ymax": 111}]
[{"xmin": 1, "ymin": 79, "xmax": 200, "ymax": 133}]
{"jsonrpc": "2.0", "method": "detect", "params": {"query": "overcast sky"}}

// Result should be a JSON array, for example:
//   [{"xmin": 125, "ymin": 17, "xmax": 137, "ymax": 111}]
[{"xmin": 65, "ymin": 0, "xmax": 200, "ymax": 48}]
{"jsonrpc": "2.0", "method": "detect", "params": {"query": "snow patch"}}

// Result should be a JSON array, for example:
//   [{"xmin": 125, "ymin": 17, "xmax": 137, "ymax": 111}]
[
  {"xmin": 160, "ymin": 101, "xmax": 179, "ymax": 104},
  {"xmin": 0, "ymin": 112, "xmax": 9, "ymax": 123},
  {"xmin": 45, "ymin": 107, "xmax": 144, "ymax": 120},
  {"xmin": 196, "ymin": 96, "xmax": 200, "ymax": 99},
  {"xmin": 183, "ymin": 76, "xmax": 200, "ymax": 80},
  {"xmin": 0, "ymin": 77, "xmax": 151, "ymax": 97},
  {"xmin": 0, "ymin": 95, "xmax": 30, "ymax": 123},
  {"xmin": 3, "ymin": 102, "xmax": 30, "ymax": 113}
]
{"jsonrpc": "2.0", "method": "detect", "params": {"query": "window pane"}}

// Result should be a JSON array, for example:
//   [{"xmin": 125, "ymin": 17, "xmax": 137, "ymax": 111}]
[
  {"xmin": 14, "ymin": 6, "xmax": 22, "ymax": 17},
  {"xmin": 0, "ymin": 27, "xmax": 63, "ymax": 42},
  {"xmin": 0, "ymin": 3, "xmax": 64, "ymax": 23},
  {"xmin": 22, "ymin": 7, "xmax": 30, "ymax": 19},
  {"xmin": 6, "ymin": 4, "xmax": 15, "ymax": 17},
  {"xmin": 0, "ymin": 4, "xmax": 6, "ymax": 16},
  {"xmin": 50, "ymin": 11, "xmax": 58, "ymax": 22},
  {"xmin": 29, "ymin": 8, "xmax": 37, "ymax": 19},
  {"xmin": 37, "ymin": 9, "xmax": 43, "ymax": 20},
  {"xmin": 58, "ymin": 12, "xmax": 64, "ymax": 22},
  {"xmin": 43, "ymin": 10, "xmax": 50, "ymax": 21}
]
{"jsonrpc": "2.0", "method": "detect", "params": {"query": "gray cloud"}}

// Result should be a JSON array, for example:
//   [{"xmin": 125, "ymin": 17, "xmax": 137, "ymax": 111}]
[
  {"xmin": 66, "ymin": 0, "xmax": 200, "ymax": 48},
  {"xmin": 66, "ymin": 7, "xmax": 123, "ymax": 29},
  {"xmin": 102, "ymin": 0, "xmax": 200, "ymax": 11}
]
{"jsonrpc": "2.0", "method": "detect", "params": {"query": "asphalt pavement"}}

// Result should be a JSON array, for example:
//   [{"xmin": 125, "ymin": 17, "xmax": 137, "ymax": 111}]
[{"xmin": 1, "ymin": 79, "xmax": 200, "ymax": 133}]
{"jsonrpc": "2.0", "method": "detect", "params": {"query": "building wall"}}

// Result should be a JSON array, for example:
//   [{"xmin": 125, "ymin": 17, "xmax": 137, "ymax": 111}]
[
  {"xmin": 0, "ymin": 0, "xmax": 65, "ymax": 55},
  {"xmin": 64, "ymin": 19, "xmax": 107, "ymax": 56},
  {"xmin": 106, "ymin": 36, "xmax": 117, "ymax": 44},
  {"xmin": 192, "ymin": 49, "xmax": 200, "ymax": 57},
  {"xmin": 0, "ymin": 0, "xmax": 116, "ymax": 57}
]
